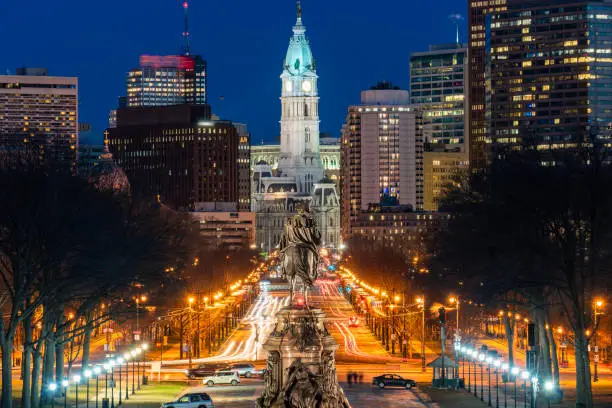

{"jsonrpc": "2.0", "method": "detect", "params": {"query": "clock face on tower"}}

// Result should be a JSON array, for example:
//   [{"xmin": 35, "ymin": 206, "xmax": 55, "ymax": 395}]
[
  {"xmin": 285, "ymin": 80, "xmax": 293, "ymax": 92},
  {"xmin": 302, "ymin": 79, "xmax": 312, "ymax": 93}
]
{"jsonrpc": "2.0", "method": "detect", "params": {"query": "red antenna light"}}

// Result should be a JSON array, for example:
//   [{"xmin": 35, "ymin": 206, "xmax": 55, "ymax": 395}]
[{"xmin": 183, "ymin": 1, "xmax": 188, "ymax": 9}]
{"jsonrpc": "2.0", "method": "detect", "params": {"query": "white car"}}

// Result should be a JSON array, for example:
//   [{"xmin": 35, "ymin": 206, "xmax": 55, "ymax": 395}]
[
  {"xmin": 160, "ymin": 392, "xmax": 214, "ymax": 408},
  {"xmin": 202, "ymin": 371, "xmax": 241, "ymax": 386}
]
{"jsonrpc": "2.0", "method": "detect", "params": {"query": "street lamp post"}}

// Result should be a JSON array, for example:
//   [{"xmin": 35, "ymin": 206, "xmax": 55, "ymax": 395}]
[
  {"xmin": 188, "ymin": 297, "xmax": 195, "ymax": 370},
  {"xmin": 94, "ymin": 366, "xmax": 101, "ymax": 408},
  {"xmin": 62, "ymin": 379, "xmax": 69, "ymax": 408},
  {"xmin": 486, "ymin": 357, "xmax": 492, "ymax": 407},
  {"xmin": 467, "ymin": 350, "xmax": 472, "ymax": 393},
  {"xmin": 594, "ymin": 299, "xmax": 603, "ymax": 382},
  {"xmin": 142, "ymin": 343, "xmax": 149, "ymax": 385},
  {"xmin": 502, "ymin": 363, "xmax": 509, "ymax": 408},
  {"xmin": 103, "ymin": 363, "xmax": 110, "ymax": 405},
  {"xmin": 136, "ymin": 348, "xmax": 142, "ymax": 390},
  {"xmin": 84, "ymin": 369, "xmax": 92, "ymax": 408},
  {"xmin": 73, "ymin": 375, "xmax": 81, "ymax": 408},
  {"xmin": 521, "ymin": 371, "xmax": 529, "ymax": 408},
  {"xmin": 417, "ymin": 297, "xmax": 426, "ymax": 371},
  {"xmin": 479, "ymin": 354, "xmax": 485, "ymax": 402},
  {"xmin": 123, "ymin": 353, "xmax": 131, "ymax": 400},
  {"xmin": 131, "ymin": 350, "xmax": 136, "ymax": 394},
  {"xmin": 116, "ymin": 358, "xmax": 123, "ymax": 406},
  {"xmin": 109, "ymin": 360, "xmax": 115, "ymax": 408},
  {"xmin": 48, "ymin": 383, "xmax": 58, "ymax": 408},
  {"xmin": 511, "ymin": 367, "xmax": 520, "ymax": 408},
  {"xmin": 493, "ymin": 360, "xmax": 500, "ymax": 408}
]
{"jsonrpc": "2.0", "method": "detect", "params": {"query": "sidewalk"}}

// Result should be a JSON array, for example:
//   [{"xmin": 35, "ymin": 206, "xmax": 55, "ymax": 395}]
[{"xmin": 426, "ymin": 388, "xmax": 489, "ymax": 408}]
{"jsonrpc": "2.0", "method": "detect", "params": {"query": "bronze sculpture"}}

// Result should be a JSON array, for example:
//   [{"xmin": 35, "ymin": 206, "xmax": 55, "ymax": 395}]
[{"xmin": 278, "ymin": 206, "xmax": 321, "ymax": 304}]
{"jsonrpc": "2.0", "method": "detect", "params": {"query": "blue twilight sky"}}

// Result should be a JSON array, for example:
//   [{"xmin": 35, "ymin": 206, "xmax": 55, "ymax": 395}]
[{"xmin": 0, "ymin": 0, "xmax": 466, "ymax": 145}]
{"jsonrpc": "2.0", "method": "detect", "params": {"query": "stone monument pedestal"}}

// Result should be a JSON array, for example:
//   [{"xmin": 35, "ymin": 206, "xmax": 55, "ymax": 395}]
[{"xmin": 257, "ymin": 306, "xmax": 349, "ymax": 408}]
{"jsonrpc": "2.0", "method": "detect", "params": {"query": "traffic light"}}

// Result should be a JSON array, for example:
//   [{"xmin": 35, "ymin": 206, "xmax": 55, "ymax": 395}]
[{"xmin": 438, "ymin": 307, "xmax": 446, "ymax": 325}]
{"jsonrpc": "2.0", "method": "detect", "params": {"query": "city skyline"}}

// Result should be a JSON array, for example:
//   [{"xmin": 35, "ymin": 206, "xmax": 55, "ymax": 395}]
[{"xmin": 0, "ymin": 0, "xmax": 466, "ymax": 144}]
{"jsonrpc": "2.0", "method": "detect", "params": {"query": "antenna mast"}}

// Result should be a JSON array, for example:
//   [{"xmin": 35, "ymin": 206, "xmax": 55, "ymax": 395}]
[
  {"xmin": 448, "ymin": 13, "xmax": 464, "ymax": 44},
  {"xmin": 182, "ymin": 1, "xmax": 191, "ymax": 56}
]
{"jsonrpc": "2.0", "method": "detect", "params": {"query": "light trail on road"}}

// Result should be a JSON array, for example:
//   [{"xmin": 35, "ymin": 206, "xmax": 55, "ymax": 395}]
[{"xmin": 162, "ymin": 293, "xmax": 289, "ymax": 365}]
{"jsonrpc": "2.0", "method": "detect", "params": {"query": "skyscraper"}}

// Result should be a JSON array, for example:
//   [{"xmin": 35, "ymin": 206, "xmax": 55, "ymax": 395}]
[
  {"xmin": 341, "ymin": 83, "xmax": 423, "ymax": 238},
  {"xmin": 410, "ymin": 44, "xmax": 470, "ymax": 211},
  {"xmin": 488, "ymin": 0, "xmax": 612, "ymax": 149},
  {"xmin": 469, "ymin": 0, "xmax": 612, "ymax": 169},
  {"xmin": 0, "ymin": 68, "xmax": 78, "ymax": 169},
  {"xmin": 106, "ymin": 104, "xmax": 239, "ymax": 211},
  {"xmin": 126, "ymin": 54, "xmax": 207, "ymax": 107},
  {"xmin": 234, "ymin": 123, "xmax": 252, "ymax": 212},
  {"xmin": 468, "ymin": 0, "xmax": 508, "ymax": 171},
  {"xmin": 252, "ymin": 2, "xmax": 340, "ymax": 253},
  {"xmin": 410, "ymin": 43, "xmax": 468, "ymax": 152}
]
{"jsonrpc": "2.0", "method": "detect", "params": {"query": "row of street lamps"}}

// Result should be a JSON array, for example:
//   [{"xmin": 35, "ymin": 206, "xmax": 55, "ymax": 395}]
[
  {"xmin": 457, "ymin": 344, "xmax": 557, "ymax": 408},
  {"xmin": 46, "ymin": 343, "xmax": 149, "ymax": 408}
]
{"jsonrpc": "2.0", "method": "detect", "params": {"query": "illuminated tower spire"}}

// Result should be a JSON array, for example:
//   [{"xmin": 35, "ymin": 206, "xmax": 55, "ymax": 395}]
[
  {"xmin": 297, "ymin": 0, "xmax": 302, "ymax": 19},
  {"xmin": 182, "ymin": 1, "xmax": 191, "ymax": 56}
]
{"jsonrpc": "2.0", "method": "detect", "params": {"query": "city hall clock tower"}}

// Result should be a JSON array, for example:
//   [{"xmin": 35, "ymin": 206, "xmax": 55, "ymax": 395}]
[{"xmin": 278, "ymin": 0, "xmax": 324, "ymax": 194}]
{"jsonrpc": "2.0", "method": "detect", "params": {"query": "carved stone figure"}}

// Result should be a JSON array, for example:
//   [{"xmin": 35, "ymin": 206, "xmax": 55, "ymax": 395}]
[
  {"xmin": 283, "ymin": 359, "xmax": 321, "ymax": 408},
  {"xmin": 257, "ymin": 352, "xmax": 281, "ymax": 408},
  {"xmin": 279, "ymin": 206, "xmax": 321, "ymax": 303}
]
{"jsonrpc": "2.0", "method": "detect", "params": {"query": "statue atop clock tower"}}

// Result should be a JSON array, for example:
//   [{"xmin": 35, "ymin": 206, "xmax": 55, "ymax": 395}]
[{"xmin": 278, "ymin": 0, "xmax": 324, "ymax": 194}]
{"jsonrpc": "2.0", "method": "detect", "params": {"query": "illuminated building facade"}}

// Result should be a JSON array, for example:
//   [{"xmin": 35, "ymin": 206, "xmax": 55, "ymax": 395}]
[
  {"xmin": 0, "ymin": 68, "xmax": 78, "ymax": 169},
  {"xmin": 126, "ymin": 55, "xmax": 207, "ymax": 107},
  {"xmin": 410, "ymin": 44, "xmax": 468, "ymax": 152},
  {"xmin": 191, "ymin": 210, "xmax": 256, "ymax": 250},
  {"xmin": 468, "ymin": 0, "xmax": 508, "ymax": 171},
  {"xmin": 341, "ymin": 84, "xmax": 424, "ymax": 238},
  {"xmin": 423, "ymin": 150, "xmax": 469, "ymax": 211},
  {"xmin": 106, "ymin": 105, "xmax": 239, "ymax": 211},
  {"xmin": 488, "ymin": 0, "xmax": 612, "ymax": 149},
  {"xmin": 250, "ymin": 137, "xmax": 341, "ymax": 186},
  {"xmin": 234, "ymin": 123, "xmax": 252, "ymax": 212}
]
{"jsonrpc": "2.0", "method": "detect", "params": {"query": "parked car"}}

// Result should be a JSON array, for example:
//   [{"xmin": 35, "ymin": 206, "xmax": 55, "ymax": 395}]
[
  {"xmin": 185, "ymin": 364, "xmax": 224, "ymax": 379},
  {"xmin": 372, "ymin": 374, "xmax": 417, "ymax": 389},
  {"xmin": 160, "ymin": 392, "xmax": 214, "ymax": 408},
  {"xmin": 203, "ymin": 371, "xmax": 241, "ymax": 386},
  {"xmin": 219, "ymin": 363, "xmax": 259, "ymax": 378}
]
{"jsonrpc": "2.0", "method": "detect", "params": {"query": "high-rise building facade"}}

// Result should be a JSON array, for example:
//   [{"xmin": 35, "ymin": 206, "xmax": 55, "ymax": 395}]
[
  {"xmin": 410, "ymin": 44, "xmax": 468, "ymax": 152},
  {"xmin": 106, "ymin": 105, "xmax": 239, "ymax": 210},
  {"xmin": 469, "ymin": 0, "xmax": 612, "ymax": 170},
  {"xmin": 126, "ymin": 55, "xmax": 207, "ymax": 107},
  {"xmin": 488, "ymin": 0, "xmax": 612, "ymax": 149},
  {"xmin": 341, "ymin": 84, "xmax": 424, "ymax": 238},
  {"xmin": 234, "ymin": 123, "xmax": 252, "ymax": 212},
  {"xmin": 0, "ymin": 68, "xmax": 78, "ymax": 168},
  {"xmin": 252, "ymin": 3, "xmax": 340, "ymax": 253},
  {"xmin": 468, "ymin": 0, "xmax": 508, "ymax": 171}
]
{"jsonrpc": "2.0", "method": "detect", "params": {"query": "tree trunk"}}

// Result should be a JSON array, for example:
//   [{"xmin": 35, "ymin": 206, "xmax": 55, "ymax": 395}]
[
  {"xmin": 55, "ymin": 339, "xmax": 64, "ymax": 382},
  {"xmin": 574, "ymin": 333, "xmax": 593, "ymax": 408},
  {"xmin": 81, "ymin": 317, "xmax": 93, "ymax": 369},
  {"xmin": 535, "ymin": 307, "xmax": 552, "ymax": 381},
  {"xmin": 30, "ymin": 348, "xmax": 42, "ymax": 408},
  {"xmin": 545, "ymin": 318, "xmax": 561, "ymax": 387},
  {"xmin": 1, "ymin": 335, "xmax": 15, "ymax": 408},
  {"xmin": 21, "ymin": 315, "xmax": 33, "ymax": 408},
  {"xmin": 41, "ymin": 335, "xmax": 55, "ymax": 406},
  {"xmin": 503, "ymin": 316, "xmax": 514, "ymax": 365}
]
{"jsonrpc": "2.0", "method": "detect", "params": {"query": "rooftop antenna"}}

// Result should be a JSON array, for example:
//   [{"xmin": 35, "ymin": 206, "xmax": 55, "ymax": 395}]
[
  {"xmin": 182, "ymin": 1, "xmax": 191, "ymax": 56},
  {"xmin": 448, "ymin": 13, "xmax": 464, "ymax": 44}
]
